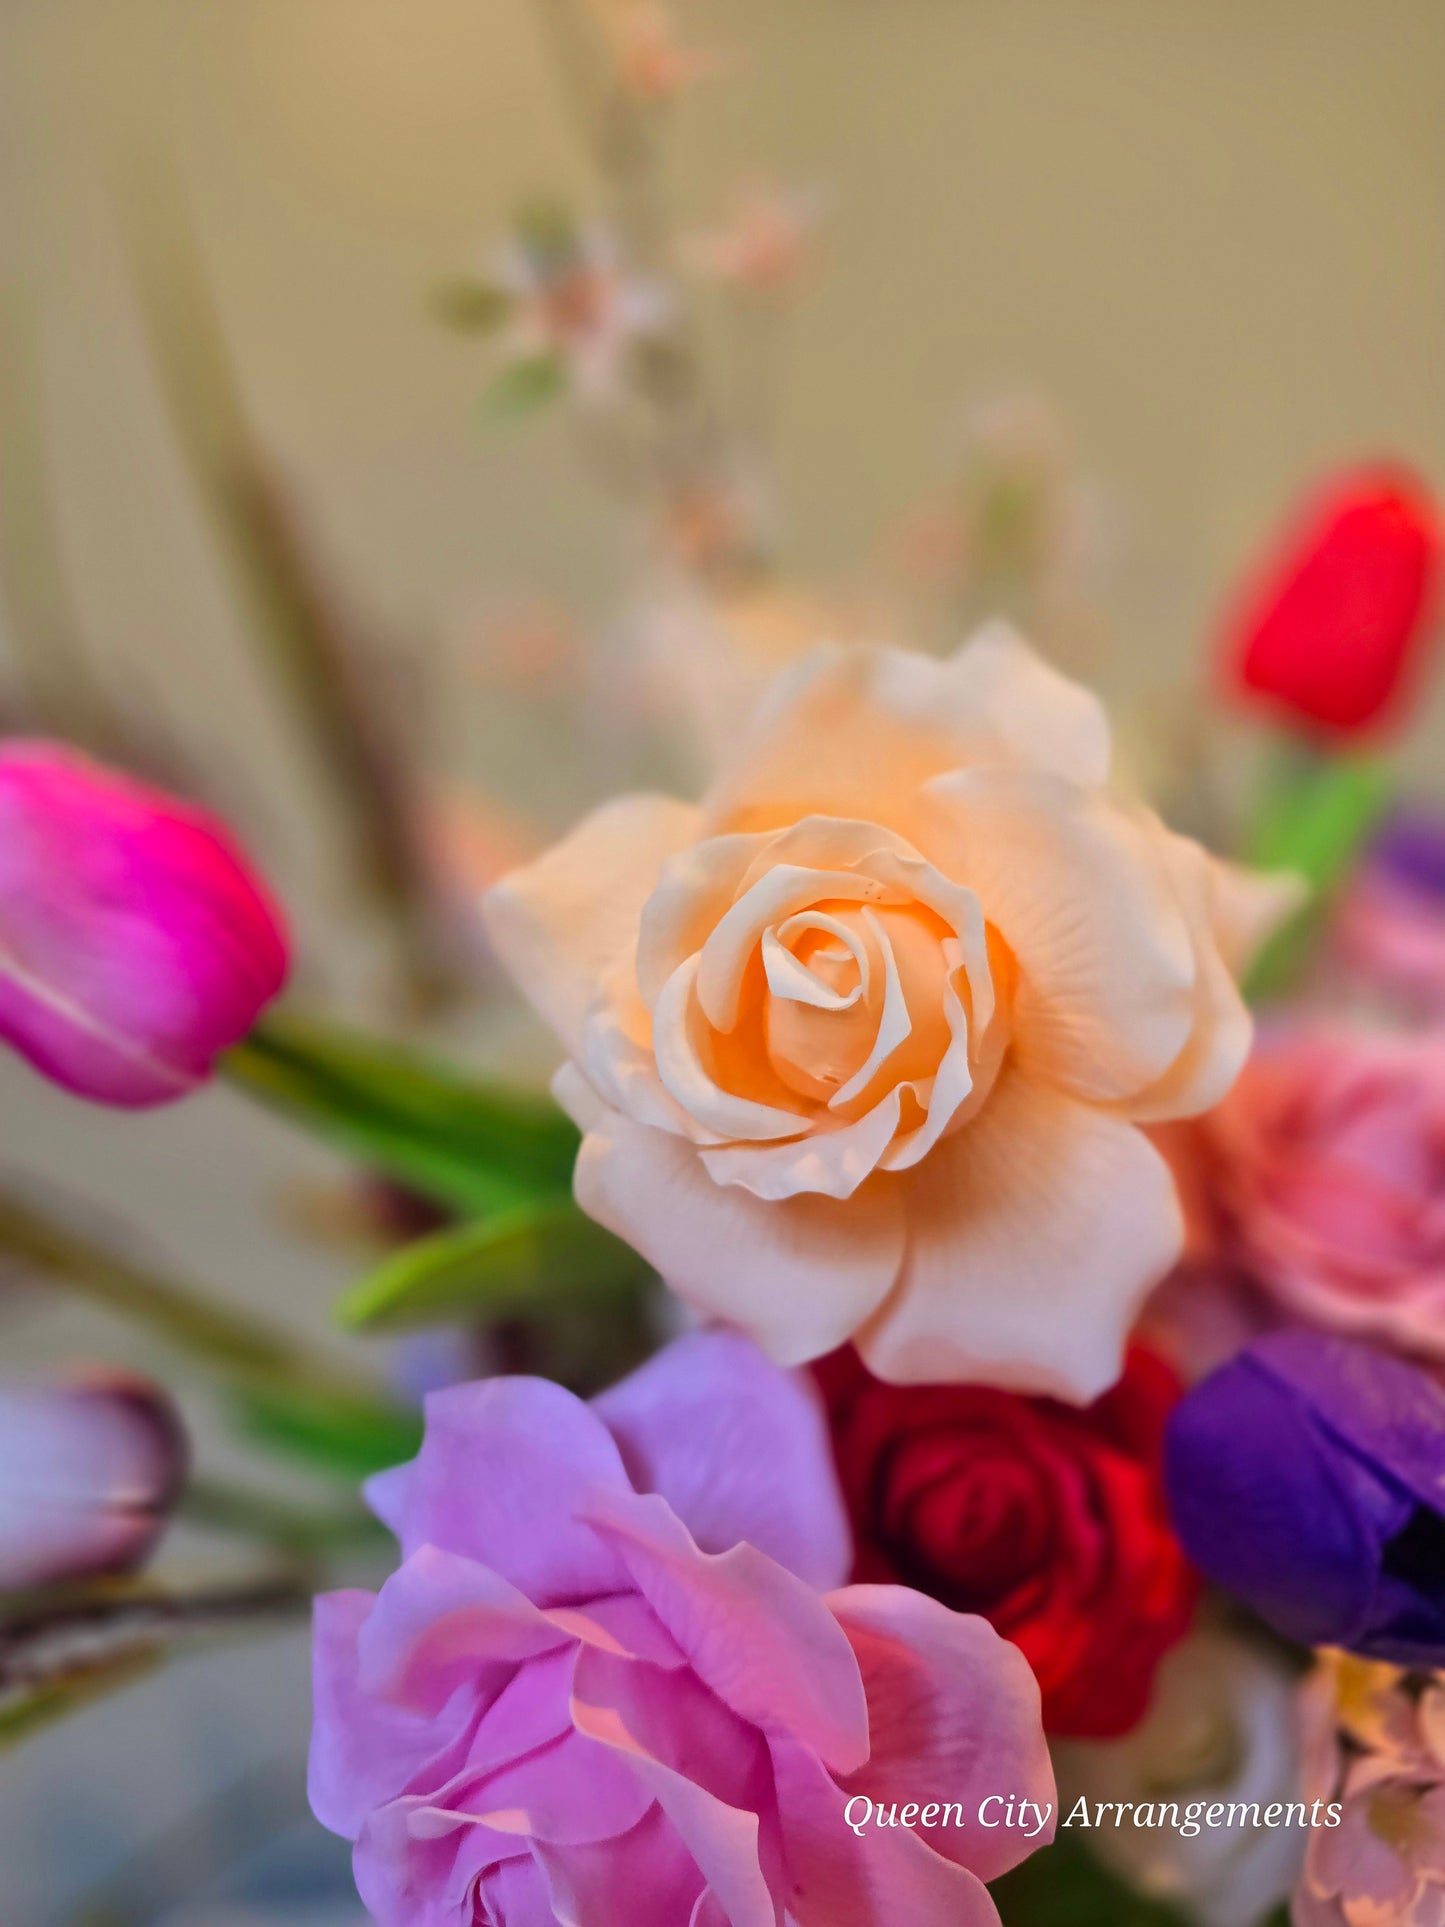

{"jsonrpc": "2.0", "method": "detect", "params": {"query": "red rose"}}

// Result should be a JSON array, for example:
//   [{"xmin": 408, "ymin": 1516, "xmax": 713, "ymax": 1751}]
[
  {"xmin": 1225, "ymin": 464, "xmax": 1441, "ymax": 735},
  {"xmin": 815, "ymin": 1344, "xmax": 1197, "ymax": 1738}
]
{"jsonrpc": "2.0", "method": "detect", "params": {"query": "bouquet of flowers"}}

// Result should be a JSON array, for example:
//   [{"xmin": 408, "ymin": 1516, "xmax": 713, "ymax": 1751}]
[{"xmin": 4, "ymin": 6, "xmax": 1445, "ymax": 1924}]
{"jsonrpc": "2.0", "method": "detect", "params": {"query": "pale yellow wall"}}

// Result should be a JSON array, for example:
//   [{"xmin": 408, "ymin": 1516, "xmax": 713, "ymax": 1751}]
[{"xmin": 4, "ymin": 0, "xmax": 1445, "ymax": 833}]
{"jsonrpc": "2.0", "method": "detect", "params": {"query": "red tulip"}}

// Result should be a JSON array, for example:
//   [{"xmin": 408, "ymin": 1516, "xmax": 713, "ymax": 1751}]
[
  {"xmin": 1225, "ymin": 465, "xmax": 1441, "ymax": 735},
  {"xmin": 0, "ymin": 743, "xmax": 289, "ymax": 1106},
  {"xmin": 0, "ymin": 1372, "xmax": 186, "ymax": 1589}
]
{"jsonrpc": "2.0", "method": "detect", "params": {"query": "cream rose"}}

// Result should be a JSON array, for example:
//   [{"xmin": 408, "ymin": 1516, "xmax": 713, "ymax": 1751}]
[{"xmin": 484, "ymin": 627, "xmax": 1297, "ymax": 1398}]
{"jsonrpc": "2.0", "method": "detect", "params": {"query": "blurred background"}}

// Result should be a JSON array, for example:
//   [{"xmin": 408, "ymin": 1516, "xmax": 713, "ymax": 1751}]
[{"xmin": 3, "ymin": 1, "xmax": 1445, "ymax": 1920}]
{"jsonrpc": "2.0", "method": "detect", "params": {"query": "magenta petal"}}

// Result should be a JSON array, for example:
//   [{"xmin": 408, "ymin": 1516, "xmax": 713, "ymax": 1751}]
[
  {"xmin": 583, "ymin": 1488, "xmax": 870, "ymax": 1776},
  {"xmin": 367, "ymin": 1377, "xmax": 632, "ymax": 1603},
  {"xmin": 0, "ymin": 1375, "xmax": 184, "ymax": 1589},
  {"xmin": 0, "ymin": 742, "xmax": 288, "ymax": 1108},
  {"xmin": 830, "ymin": 1585, "xmax": 1054, "ymax": 1883},
  {"xmin": 769, "ymin": 1734, "xmax": 1000, "ymax": 1927},
  {"xmin": 594, "ymin": 1330, "xmax": 852, "ymax": 1589},
  {"xmin": 354, "ymin": 1796, "xmax": 524, "ymax": 1927},
  {"xmin": 570, "ymin": 1645, "xmax": 778, "ymax": 1927},
  {"xmin": 536, "ymin": 1807, "xmax": 706, "ymax": 1927},
  {"xmin": 310, "ymin": 1589, "xmax": 479, "ymax": 1840},
  {"xmin": 570, "ymin": 1646, "xmax": 769, "ymax": 1815},
  {"xmin": 462, "ymin": 1726, "xmax": 654, "ymax": 1846},
  {"xmin": 466, "ymin": 1647, "xmax": 578, "ymax": 1779},
  {"xmin": 358, "ymin": 1547, "xmax": 571, "ymax": 1713},
  {"xmin": 478, "ymin": 1854, "xmax": 559, "ymax": 1927}
]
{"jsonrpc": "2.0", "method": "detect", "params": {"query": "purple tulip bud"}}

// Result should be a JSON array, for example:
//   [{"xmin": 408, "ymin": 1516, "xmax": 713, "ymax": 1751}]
[
  {"xmin": 0, "ymin": 743, "xmax": 289, "ymax": 1106},
  {"xmin": 1165, "ymin": 1330, "xmax": 1445, "ymax": 1664},
  {"xmin": 0, "ymin": 1373, "xmax": 187, "ymax": 1589}
]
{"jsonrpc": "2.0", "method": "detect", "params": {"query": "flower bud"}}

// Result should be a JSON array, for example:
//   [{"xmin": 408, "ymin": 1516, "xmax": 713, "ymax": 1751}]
[
  {"xmin": 0, "ymin": 1372, "xmax": 186, "ymax": 1590},
  {"xmin": 1224, "ymin": 465, "xmax": 1441, "ymax": 736},
  {"xmin": 0, "ymin": 743, "xmax": 289, "ymax": 1106}
]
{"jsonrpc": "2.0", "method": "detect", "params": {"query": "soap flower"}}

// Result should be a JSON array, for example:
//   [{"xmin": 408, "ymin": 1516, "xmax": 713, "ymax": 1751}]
[
  {"xmin": 0, "ymin": 1371, "xmax": 186, "ymax": 1589},
  {"xmin": 310, "ymin": 1331, "xmax": 1055, "ymax": 1925},
  {"xmin": 816, "ymin": 1343, "xmax": 1196, "ymax": 1737},
  {"xmin": 593, "ymin": 1, "xmax": 723, "ymax": 103},
  {"xmin": 1328, "ymin": 809, "xmax": 1445, "ymax": 1025},
  {"xmin": 496, "ymin": 218, "xmax": 670, "ymax": 401},
  {"xmin": 0, "ymin": 741, "xmax": 289, "ymax": 1107},
  {"xmin": 1296, "ymin": 1652, "xmax": 1445, "ymax": 1927},
  {"xmin": 1055, "ymin": 1630, "xmax": 1304, "ymax": 1927},
  {"xmin": 1223, "ymin": 463, "xmax": 1441, "ymax": 736},
  {"xmin": 684, "ymin": 189, "xmax": 825, "ymax": 300},
  {"xmin": 1180, "ymin": 1025, "xmax": 1445, "ymax": 1363},
  {"xmin": 1165, "ymin": 1331, "xmax": 1445, "ymax": 1664},
  {"xmin": 484, "ymin": 627, "xmax": 1298, "ymax": 1399}
]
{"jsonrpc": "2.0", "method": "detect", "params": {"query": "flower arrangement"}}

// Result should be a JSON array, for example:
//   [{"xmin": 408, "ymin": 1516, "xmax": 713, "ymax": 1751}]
[{"xmin": 3, "ymin": 4, "xmax": 1445, "ymax": 1924}]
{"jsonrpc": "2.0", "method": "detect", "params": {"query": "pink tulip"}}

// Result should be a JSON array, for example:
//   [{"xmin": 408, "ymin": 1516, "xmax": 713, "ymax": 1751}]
[
  {"xmin": 0, "ymin": 742, "xmax": 289, "ymax": 1106},
  {"xmin": 0, "ymin": 1372, "xmax": 186, "ymax": 1590}
]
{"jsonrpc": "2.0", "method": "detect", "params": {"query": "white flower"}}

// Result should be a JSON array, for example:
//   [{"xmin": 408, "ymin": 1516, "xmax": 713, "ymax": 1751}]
[{"xmin": 1055, "ymin": 1631, "xmax": 1305, "ymax": 1927}]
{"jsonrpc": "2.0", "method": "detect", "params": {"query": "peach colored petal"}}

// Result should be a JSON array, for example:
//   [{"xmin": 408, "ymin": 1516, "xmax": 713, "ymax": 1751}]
[
  {"xmin": 699, "ymin": 1087, "xmax": 906, "ymax": 1201},
  {"xmin": 1123, "ymin": 829, "xmax": 1256, "ymax": 1123},
  {"xmin": 856, "ymin": 1068, "xmax": 1183, "ymax": 1399},
  {"xmin": 652, "ymin": 955, "xmax": 810, "ymax": 1141},
  {"xmin": 573, "ymin": 1110, "xmax": 905, "ymax": 1363},
  {"xmin": 920, "ymin": 767, "xmax": 1197, "ymax": 1103},
  {"xmin": 943, "ymin": 619, "xmax": 1112, "ymax": 788},
  {"xmin": 582, "ymin": 969, "xmax": 729, "ymax": 1144},
  {"xmin": 700, "ymin": 628, "xmax": 1111, "ymax": 836},
  {"xmin": 483, "ymin": 794, "xmax": 699, "ymax": 1058},
  {"xmin": 697, "ymin": 865, "xmax": 896, "ymax": 1032},
  {"xmin": 1205, "ymin": 853, "xmax": 1307, "ymax": 976},
  {"xmin": 636, "ymin": 831, "xmax": 776, "ymax": 1008}
]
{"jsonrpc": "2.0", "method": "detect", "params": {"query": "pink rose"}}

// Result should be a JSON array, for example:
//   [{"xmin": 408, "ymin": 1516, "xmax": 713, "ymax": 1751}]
[
  {"xmin": 0, "ymin": 742, "xmax": 289, "ymax": 1106},
  {"xmin": 484, "ymin": 630, "xmax": 1296, "ymax": 1398},
  {"xmin": 1189, "ymin": 1026, "xmax": 1445, "ymax": 1362},
  {"xmin": 310, "ymin": 1332, "xmax": 1055, "ymax": 1925}
]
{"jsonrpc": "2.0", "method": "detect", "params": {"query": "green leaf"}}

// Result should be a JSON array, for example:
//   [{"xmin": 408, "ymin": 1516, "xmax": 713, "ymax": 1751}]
[
  {"xmin": 992, "ymin": 1833, "xmax": 1191, "ymax": 1926},
  {"xmin": 229, "ymin": 1382, "xmax": 423, "ymax": 1478},
  {"xmin": 479, "ymin": 353, "xmax": 568, "ymax": 424},
  {"xmin": 1245, "ymin": 750, "xmax": 1392, "ymax": 1000},
  {"xmin": 339, "ymin": 1196, "xmax": 651, "ymax": 1332},
  {"xmin": 224, "ymin": 1013, "xmax": 580, "ymax": 1220},
  {"xmin": 429, "ymin": 277, "xmax": 515, "ymax": 335}
]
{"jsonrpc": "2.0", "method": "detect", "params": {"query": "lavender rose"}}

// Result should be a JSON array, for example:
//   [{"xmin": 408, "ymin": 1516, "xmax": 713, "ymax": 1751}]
[
  {"xmin": 310, "ymin": 1331, "xmax": 1055, "ymax": 1925},
  {"xmin": 1164, "ymin": 1331, "xmax": 1445, "ymax": 1663}
]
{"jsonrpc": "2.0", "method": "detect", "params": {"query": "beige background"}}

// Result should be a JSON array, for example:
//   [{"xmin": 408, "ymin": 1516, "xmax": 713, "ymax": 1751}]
[
  {"xmin": 4, "ymin": 0, "xmax": 1445, "ymax": 826},
  {"xmin": 2, "ymin": 4, "xmax": 1445, "ymax": 1920}
]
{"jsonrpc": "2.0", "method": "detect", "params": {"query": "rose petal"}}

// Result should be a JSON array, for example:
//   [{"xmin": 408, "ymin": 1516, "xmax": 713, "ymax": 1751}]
[
  {"xmin": 582, "ymin": 1488, "xmax": 870, "ymax": 1774},
  {"xmin": 768, "ymin": 1734, "xmax": 1000, "ymax": 1927},
  {"xmin": 699, "ymin": 629, "xmax": 1111, "ymax": 837},
  {"xmin": 573, "ymin": 1109, "xmax": 905, "ymax": 1364},
  {"xmin": 364, "ymin": 1377, "xmax": 631, "ymax": 1603},
  {"xmin": 570, "ymin": 1642, "xmax": 778, "ymax": 1926},
  {"xmin": 309, "ymin": 1589, "xmax": 478, "ymax": 1841},
  {"xmin": 357, "ymin": 1547, "xmax": 571, "ymax": 1714},
  {"xmin": 482, "ymin": 793, "xmax": 699, "ymax": 1058},
  {"xmin": 536, "ymin": 1807, "xmax": 707, "ymax": 1927},
  {"xmin": 830, "ymin": 1584, "xmax": 1055, "ymax": 1882},
  {"xmin": 920, "ymin": 769, "xmax": 1198, "ymax": 1104},
  {"xmin": 593, "ymin": 1329, "xmax": 852, "ymax": 1590},
  {"xmin": 857, "ymin": 1070, "xmax": 1183, "ymax": 1399}
]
